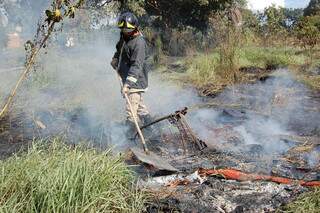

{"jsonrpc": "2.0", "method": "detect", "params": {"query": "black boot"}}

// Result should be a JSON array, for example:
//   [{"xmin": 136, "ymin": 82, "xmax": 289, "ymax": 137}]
[
  {"xmin": 140, "ymin": 114, "xmax": 157, "ymax": 138},
  {"xmin": 141, "ymin": 114, "xmax": 154, "ymax": 126}
]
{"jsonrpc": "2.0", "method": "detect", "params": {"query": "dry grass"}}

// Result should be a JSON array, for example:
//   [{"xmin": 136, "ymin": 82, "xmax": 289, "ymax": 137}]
[{"xmin": 298, "ymin": 75, "xmax": 320, "ymax": 91}]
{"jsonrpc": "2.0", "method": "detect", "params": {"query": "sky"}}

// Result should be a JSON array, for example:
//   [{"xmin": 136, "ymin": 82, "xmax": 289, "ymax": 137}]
[
  {"xmin": 285, "ymin": 0, "xmax": 310, "ymax": 8},
  {"xmin": 247, "ymin": 0, "xmax": 310, "ymax": 10}
]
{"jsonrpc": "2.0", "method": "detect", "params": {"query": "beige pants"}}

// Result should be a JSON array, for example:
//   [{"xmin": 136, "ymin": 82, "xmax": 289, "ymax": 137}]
[{"xmin": 126, "ymin": 92, "xmax": 149, "ymax": 123}]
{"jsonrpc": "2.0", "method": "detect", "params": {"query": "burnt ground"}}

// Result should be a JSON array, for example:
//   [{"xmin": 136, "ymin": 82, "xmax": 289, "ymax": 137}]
[
  {"xmin": 135, "ymin": 142, "xmax": 317, "ymax": 212},
  {"xmin": 145, "ymin": 177, "xmax": 307, "ymax": 213},
  {"xmin": 130, "ymin": 131, "xmax": 319, "ymax": 212},
  {"xmin": 127, "ymin": 70, "xmax": 320, "ymax": 212}
]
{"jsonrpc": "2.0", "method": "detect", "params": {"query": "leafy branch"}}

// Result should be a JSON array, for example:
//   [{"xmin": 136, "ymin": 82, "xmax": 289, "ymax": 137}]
[{"xmin": 0, "ymin": 0, "xmax": 85, "ymax": 118}]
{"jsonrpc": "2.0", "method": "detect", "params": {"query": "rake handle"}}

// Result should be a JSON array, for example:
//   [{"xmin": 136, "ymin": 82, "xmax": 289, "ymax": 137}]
[{"xmin": 116, "ymin": 72, "xmax": 149, "ymax": 154}]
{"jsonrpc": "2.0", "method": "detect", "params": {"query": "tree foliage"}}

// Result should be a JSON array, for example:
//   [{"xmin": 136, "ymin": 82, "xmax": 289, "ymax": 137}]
[
  {"xmin": 304, "ymin": 0, "xmax": 320, "ymax": 16},
  {"xmin": 261, "ymin": 5, "xmax": 286, "ymax": 38},
  {"xmin": 116, "ymin": 0, "xmax": 246, "ymax": 31},
  {"xmin": 294, "ymin": 15, "xmax": 320, "ymax": 50}
]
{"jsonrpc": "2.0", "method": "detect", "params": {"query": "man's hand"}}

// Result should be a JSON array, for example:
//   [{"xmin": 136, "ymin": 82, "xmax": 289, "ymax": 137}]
[
  {"xmin": 122, "ymin": 84, "xmax": 130, "ymax": 96},
  {"xmin": 110, "ymin": 57, "xmax": 118, "ymax": 70}
]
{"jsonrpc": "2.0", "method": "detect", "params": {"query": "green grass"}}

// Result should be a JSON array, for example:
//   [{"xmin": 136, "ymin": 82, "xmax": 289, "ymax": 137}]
[
  {"xmin": 166, "ymin": 45, "xmax": 317, "ymax": 95},
  {"xmin": 280, "ymin": 189, "xmax": 320, "ymax": 213},
  {"xmin": 238, "ymin": 46, "xmax": 307, "ymax": 68},
  {"xmin": 0, "ymin": 138, "xmax": 147, "ymax": 212},
  {"xmin": 177, "ymin": 52, "xmax": 232, "ymax": 95},
  {"xmin": 185, "ymin": 52, "xmax": 220, "ymax": 85}
]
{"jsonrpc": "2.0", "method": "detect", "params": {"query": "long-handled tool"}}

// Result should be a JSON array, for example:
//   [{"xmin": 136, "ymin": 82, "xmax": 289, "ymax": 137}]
[{"xmin": 115, "ymin": 73, "xmax": 149, "ymax": 153}]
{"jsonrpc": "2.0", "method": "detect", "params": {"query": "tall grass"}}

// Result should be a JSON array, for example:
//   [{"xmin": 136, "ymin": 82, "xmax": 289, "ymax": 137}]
[
  {"xmin": 185, "ymin": 53, "xmax": 219, "ymax": 85},
  {"xmin": 180, "ymin": 13, "xmax": 243, "ymax": 95},
  {"xmin": 0, "ymin": 138, "xmax": 147, "ymax": 212},
  {"xmin": 183, "ymin": 52, "xmax": 230, "ymax": 95},
  {"xmin": 183, "ymin": 46, "xmax": 310, "ymax": 93}
]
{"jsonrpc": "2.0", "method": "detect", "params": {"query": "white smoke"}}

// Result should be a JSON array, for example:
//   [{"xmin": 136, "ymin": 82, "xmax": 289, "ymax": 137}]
[{"xmin": 189, "ymin": 70, "xmax": 320, "ymax": 158}]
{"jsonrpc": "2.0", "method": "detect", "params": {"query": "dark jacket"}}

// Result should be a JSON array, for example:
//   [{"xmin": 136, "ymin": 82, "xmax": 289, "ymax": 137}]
[{"xmin": 113, "ymin": 33, "xmax": 149, "ymax": 91}]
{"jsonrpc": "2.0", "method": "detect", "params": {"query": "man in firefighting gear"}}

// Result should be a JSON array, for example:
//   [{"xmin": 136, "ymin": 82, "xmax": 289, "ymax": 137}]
[{"xmin": 111, "ymin": 12, "xmax": 151, "ymax": 128}]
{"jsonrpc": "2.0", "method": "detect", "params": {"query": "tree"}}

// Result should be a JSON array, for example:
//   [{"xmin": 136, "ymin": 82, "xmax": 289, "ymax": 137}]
[
  {"xmin": 241, "ymin": 9, "xmax": 261, "ymax": 34},
  {"xmin": 264, "ymin": 5, "xmax": 286, "ymax": 37},
  {"xmin": 256, "ymin": 5, "xmax": 287, "ymax": 44},
  {"xmin": 304, "ymin": 0, "xmax": 320, "ymax": 16},
  {"xmin": 116, "ymin": 0, "xmax": 145, "ymax": 16},
  {"xmin": 294, "ymin": 15, "xmax": 320, "ymax": 62}
]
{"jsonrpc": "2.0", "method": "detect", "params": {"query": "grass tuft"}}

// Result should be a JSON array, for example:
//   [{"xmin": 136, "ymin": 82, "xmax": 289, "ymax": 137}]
[
  {"xmin": 183, "ymin": 53, "xmax": 231, "ymax": 95},
  {"xmin": 0, "ymin": 138, "xmax": 147, "ymax": 212},
  {"xmin": 280, "ymin": 189, "xmax": 320, "ymax": 213}
]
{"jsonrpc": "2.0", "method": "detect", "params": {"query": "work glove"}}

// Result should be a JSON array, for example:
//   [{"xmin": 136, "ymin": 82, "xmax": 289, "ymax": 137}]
[
  {"xmin": 110, "ymin": 57, "xmax": 118, "ymax": 70},
  {"xmin": 122, "ymin": 84, "xmax": 130, "ymax": 97}
]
